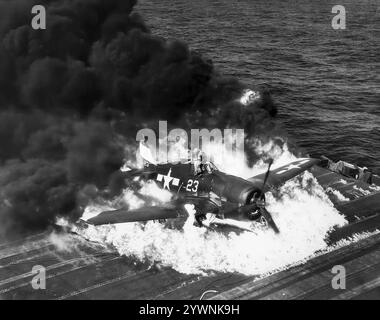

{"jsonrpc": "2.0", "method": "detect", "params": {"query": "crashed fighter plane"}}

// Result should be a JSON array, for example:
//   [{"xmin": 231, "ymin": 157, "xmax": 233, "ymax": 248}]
[{"xmin": 86, "ymin": 145, "xmax": 320, "ymax": 233}]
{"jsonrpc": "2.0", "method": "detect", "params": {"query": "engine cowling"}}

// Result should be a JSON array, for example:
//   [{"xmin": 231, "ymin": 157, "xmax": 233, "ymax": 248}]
[{"xmin": 211, "ymin": 172, "xmax": 263, "ymax": 205}]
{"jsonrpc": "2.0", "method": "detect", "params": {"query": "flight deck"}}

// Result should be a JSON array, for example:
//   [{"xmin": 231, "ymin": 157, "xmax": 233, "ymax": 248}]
[{"xmin": 0, "ymin": 164, "xmax": 379, "ymax": 300}]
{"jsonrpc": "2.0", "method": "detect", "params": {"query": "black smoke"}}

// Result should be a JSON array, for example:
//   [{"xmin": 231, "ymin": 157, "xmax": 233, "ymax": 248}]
[{"xmin": 0, "ymin": 0, "xmax": 278, "ymax": 238}]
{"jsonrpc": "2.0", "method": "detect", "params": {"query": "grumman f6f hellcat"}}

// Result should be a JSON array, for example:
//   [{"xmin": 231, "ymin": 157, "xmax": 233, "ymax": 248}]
[{"xmin": 86, "ymin": 144, "xmax": 320, "ymax": 233}]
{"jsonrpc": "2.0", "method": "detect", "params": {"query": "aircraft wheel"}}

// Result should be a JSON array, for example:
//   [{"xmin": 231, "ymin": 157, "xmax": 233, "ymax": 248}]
[
  {"xmin": 247, "ymin": 210, "xmax": 261, "ymax": 220},
  {"xmin": 246, "ymin": 191, "xmax": 265, "ymax": 220}
]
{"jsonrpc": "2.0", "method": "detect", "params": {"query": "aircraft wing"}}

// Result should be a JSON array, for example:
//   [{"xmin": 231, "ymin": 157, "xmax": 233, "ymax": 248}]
[
  {"xmin": 86, "ymin": 205, "xmax": 188, "ymax": 226},
  {"xmin": 248, "ymin": 158, "xmax": 320, "ymax": 191}
]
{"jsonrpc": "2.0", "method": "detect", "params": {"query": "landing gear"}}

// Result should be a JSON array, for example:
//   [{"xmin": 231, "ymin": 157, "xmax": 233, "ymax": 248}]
[
  {"xmin": 194, "ymin": 212, "xmax": 207, "ymax": 227},
  {"xmin": 247, "ymin": 209, "xmax": 261, "ymax": 220},
  {"xmin": 246, "ymin": 191, "xmax": 265, "ymax": 221},
  {"xmin": 246, "ymin": 191, "xmax": 280, "ymax": 233}
]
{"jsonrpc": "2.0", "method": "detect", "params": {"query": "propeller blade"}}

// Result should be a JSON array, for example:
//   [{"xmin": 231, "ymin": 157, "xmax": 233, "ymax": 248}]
[
  {"xmin": 86, "ymin": 205, "xmax": 188, "ymax": 226},
  {"xmin": 261, "ymin": 158, "xmax": 274, "ymax": 192},
  {"xmin": 260, "ymin": 207, "xmax": 280, "ymax": 233}
]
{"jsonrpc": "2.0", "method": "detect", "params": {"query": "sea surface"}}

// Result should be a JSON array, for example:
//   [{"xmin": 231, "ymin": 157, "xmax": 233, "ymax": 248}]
[{"xmin": 137, "ymin": 0, "xmax": 380, "ymax": 174}]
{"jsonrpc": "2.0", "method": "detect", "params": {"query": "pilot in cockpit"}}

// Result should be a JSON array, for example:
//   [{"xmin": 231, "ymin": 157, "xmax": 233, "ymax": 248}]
[
  {"xmin": 193, "ymin": 148, "xmax": 205, "ymax": 175},
  {"xmin": 193, "ymin": 149, "xmax": 215, "ymax": 175},
  {"xmin": 193, "ymin": 149, "xmax": 203, "ymax": 175}
]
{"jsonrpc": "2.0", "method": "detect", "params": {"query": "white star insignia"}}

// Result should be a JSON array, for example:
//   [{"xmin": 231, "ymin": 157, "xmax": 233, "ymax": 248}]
[
  {"xmin": 156, "ymin": 169, "xmax": 180, "ymax": 190},
  {"xmin": 276, "ymin": 159, "xmax": 309, "ymax": 175}
]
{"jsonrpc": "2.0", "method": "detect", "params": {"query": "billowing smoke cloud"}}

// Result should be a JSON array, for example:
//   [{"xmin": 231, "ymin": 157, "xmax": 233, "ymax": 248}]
[{"xmin": 0, "ymin": 0, "xmax": 278, "ymax": 237}]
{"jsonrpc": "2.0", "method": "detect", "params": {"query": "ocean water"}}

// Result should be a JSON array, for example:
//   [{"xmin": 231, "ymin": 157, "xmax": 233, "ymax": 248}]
[{"xmin": 137, "ymin": 0, "xmax": 380, "ymax": 174}]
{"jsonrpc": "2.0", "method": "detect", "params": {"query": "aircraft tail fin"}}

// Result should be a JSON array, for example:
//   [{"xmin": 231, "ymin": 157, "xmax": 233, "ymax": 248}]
[{"xmin": 139, "ymin": 141, "xmax": 157, "ymax": 165}]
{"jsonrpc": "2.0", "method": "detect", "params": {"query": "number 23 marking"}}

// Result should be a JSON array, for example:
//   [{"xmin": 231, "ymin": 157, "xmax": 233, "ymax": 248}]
[{"xmin": 186, "ymin": 179, "xmax": 199, "ymax": 192}]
